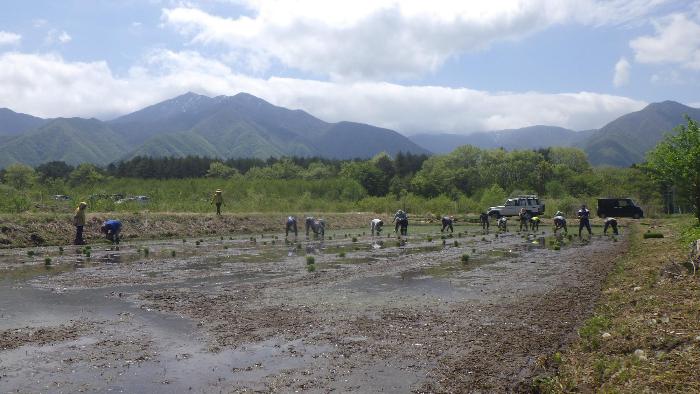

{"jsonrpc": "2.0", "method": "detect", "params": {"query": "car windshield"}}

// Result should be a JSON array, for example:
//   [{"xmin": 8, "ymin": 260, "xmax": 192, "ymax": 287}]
[{"xmin": 505, "ymin": 200, "xmax": 515, "ymax": 206}]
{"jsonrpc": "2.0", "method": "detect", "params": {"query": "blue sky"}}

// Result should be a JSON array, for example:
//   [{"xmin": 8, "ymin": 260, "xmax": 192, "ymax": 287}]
[{"xmin": 0, "ymin": 0, "xmax": 699, "ymax": 134}]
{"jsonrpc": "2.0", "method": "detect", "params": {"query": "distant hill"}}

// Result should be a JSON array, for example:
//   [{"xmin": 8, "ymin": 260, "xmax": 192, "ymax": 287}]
[
  {"xmin": 0, "ymin": 108, "xmax": 45, "ymax": 137},
  {"xmin": 410, "ymin": 126, "xmax": 595, "ymax": 154},
  {"xmin": 410, "ymin": 101, "xmax": 700, "ymax": 167},
  {"xmin": 2, "ymin": 96, "xmax": 697, "ymax": 168},
  {"xmin": 0, "ymin": 92, "xmax": 428, "ymax": 167},
  {"xmin": 583, "ymin": 101, "xmax": 700, "ymax": 166},
  {"xmin": 0, "ymin": 118, "xmax": 129, "ymax": 167}
]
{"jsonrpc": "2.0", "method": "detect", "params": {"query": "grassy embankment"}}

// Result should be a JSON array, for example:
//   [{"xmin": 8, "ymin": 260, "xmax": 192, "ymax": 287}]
[
  {"xmin": 1, "ymin": 177, "xmax": 642, "ymax": 217},
  {"xmin": 535, "ymin": 216, "xmax": 700, "ymax": 392}
]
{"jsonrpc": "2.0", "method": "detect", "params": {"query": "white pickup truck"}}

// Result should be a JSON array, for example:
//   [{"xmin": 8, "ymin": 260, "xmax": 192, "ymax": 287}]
[{"xmin": 487, "ymin": 195, "xmax": 545, "ymax": 218}]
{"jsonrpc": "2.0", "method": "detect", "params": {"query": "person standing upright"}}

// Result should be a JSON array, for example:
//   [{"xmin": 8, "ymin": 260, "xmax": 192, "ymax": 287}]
[
  {"xmin": 577, "ymin": 204, "xmax": 592, "ymax": 237},
  {"xmin": 211, "ymin": 189, "xmax": 224, "ymax": 215},
  {"xmin": 73, "ymin": 201, "xmax": 87, "ymax": 245}
]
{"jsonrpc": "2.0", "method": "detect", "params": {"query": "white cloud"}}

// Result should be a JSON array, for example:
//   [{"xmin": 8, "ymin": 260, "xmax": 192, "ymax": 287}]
[
  {"xmin": 0, "ymin": 50, "xmax": 646, "ymax": 132},
  {"xmin": 613, "ymin": 57, "xmax": 631, "ymax": 87},
  {"xmin": 0, "ymin": 31, "xmax": 21, "ymax": 46},
  {"xmin": 45, "ymin": 29, "xmax": 72, "ymax": 45},
  {"xmin": 631, "ymin": 12, "xmax": 700, "ymax": 69},
  {"xmin": 163, "ymin": 0, "xmax": 670, "ymax": 79}
]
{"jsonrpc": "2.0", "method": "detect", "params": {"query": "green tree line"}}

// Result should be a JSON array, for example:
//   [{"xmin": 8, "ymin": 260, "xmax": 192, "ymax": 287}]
[{"xmin": 0, "ymin": 146, "xmax": 664, "ymax": 216}]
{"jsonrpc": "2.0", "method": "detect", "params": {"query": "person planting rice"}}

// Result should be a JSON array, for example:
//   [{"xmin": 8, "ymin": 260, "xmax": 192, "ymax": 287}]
[
  {"xmin": 393, "ymin": 209, "xmax": 409, "ymax": 236},
  {"xmin": 603, "ymin": 217, "xmax": 619, "ymax": 235},
  {"xmin": 370, "ymin": 218, "xmax": 384, "ymax": 236},
  {"xmin": 553, "ymin": 211, "xmax": 568, "ymax": 234},
  {"xmin": 305, "ymin": 217, "xmax": 325, "ymax": 238},
  {"xmin": 441, "ymin": 216, "xmax": 454, "ymax": 233},
  {"xmin": 480, "ymin": 212, "xmax": 490, "ymax": 231},
  {"xmin": 529, "ymin": 216, "xmax": 541, "ymax": 232},
  {"xmin": 101, "ymin": 219, "xmax": 122, "ymax": 244},
  {"xmin": 498, "ymin": 216, "xmax": 508, "ymax": 232},
  {"xmin": 285, "ymin": 216, "xmax": 298, "ymax": 237}
]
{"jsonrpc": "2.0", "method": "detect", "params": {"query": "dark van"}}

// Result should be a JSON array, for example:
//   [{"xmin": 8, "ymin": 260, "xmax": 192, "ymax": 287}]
[{"xmin": 597, "ymin": 198, "xmax": 644, "ymax": 219}]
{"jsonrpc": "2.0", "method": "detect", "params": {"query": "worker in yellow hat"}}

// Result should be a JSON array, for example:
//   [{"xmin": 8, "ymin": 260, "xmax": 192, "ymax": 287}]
[
  {"xmin": 211, "ymin": 189, "xmax": 224, "ymax": 215},
  {"xmin": 73, "ymin": 201, "xmax": 88, "ymax": 245}
]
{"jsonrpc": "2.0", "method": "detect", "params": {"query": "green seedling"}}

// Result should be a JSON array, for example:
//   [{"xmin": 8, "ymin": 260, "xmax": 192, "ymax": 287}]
[
  {"xmin": 458, "ymin": 232, "xmax": 463, "ymax": 238},
  {"xmin": 481, "ymin": 237, "xmax": 486, "ymax": 241},
  {"xmin": 196, "ymin": 240, "xmax": 201, "ymax": 246},
  {"xmin": 307, "ymin": 264, "xmax": 316, "ymax": 273},
  {"xmin": 352, "ymin": 237, "xmax": 358, "ymax": 242},
  {"xmin": 427, "ymin": 236, "xmax": 433, "ymax": 242},
  {"xmin": 143, "ymin": 247, "xmax": 149, "ymax": 256},
  {"xmin": 338, "ymin": 252, "xmax": 346, "ymax": 258},
  {"xmin": 272, "ymin": 240, "xmax": 276, "ymax": 245},
  {"xmin": 442, "ymin": 239, "xmax": 446, "ymax": 246},
  {"xmin": 27, "ymin": 250, "xmax": 35, "ymax": 257},
  {"xmin": 220, "ymin": 236, "xmax": 224, "ymax": 240},
  {"xmin": 453, "ymin": 240, "xmax": 459, "ymax": 247},
  {"xmin": 58, "ymin": 246, "xmax": 64, "ymax": 255},
  {"xmin": 171, "ymin": 250, "xmax": 176, "ymax": 257},
  {"xmin": 472, "ymin": 248, "xmax": 476, "ymax": 253},
  {"xmin": 306, "ymin": 256, "xmax": 315, "ymax": 265},
  {"xmin": 84, "ymin": 250, "xmax": 91, "ymax": 257},
  {"xmin": 327, "ymin": 236, "xmax": 333, "ymax": 240},
  {"xmin": 182, "ymin": 239, "xmax": 187, "ymax": 243},
  {"xmin": 223, "ymin": 245, "xmax": 228, "ymax": 249},
  {"xmin": 296, "ymin": 244, "xmax": 302, "ymax": 250},
  {"xmin": 263, "ymin": 241, "xmax": 268, "ymax": 245},
  {"xmin": 461, "ymin": 254, "xmax": 470, "ymax": 263},
  {"xmin": 44, "ymin": 257, "xmax": 52, "ymax": 265}
]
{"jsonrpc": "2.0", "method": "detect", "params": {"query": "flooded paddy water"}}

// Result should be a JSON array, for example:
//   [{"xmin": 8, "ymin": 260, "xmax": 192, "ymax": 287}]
[{"xmin": 0, "ymin": 223, "xmax": 628, "ymax": 392}]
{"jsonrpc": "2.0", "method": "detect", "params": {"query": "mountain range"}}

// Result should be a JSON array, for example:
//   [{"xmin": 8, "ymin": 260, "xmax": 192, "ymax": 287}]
[
  {"xmin": 0, "ymin": 94, "xmax": 697, "ymax": 168},
  {"xmin": 409, "ymin": 100, "xmax": 700, "ymax": 167},
  {"xmin": 0, "ymin": 92, "xmax": 428, "ymax": 168}
]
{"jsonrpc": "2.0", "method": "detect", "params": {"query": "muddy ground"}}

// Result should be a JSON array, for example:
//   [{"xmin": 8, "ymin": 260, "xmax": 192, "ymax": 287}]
[{"xmin": 0, "ymin": 222, "xmax": 629, "ymax": 392}]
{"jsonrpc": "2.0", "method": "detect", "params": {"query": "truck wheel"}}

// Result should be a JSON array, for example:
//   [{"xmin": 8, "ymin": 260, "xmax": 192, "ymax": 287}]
[{"xmin": 633, "ymin": 213, "xmax": 641, "ymax": 219}]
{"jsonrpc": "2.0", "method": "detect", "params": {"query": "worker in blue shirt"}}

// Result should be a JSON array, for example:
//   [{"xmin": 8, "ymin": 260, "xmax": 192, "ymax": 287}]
[{"xmin": 101, "ymin": 219, "xmax": 122, "ymax": 244}]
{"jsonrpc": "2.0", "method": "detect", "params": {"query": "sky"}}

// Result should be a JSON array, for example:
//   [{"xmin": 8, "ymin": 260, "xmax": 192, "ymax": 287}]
[{"xmin": 0, "ymin": 0, "xmax": 699, "ymax": 135}]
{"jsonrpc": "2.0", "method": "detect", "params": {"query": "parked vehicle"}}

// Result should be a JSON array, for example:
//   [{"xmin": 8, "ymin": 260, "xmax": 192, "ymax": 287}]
[
  {"xmin": 487, "ymin": 195, "xmax": 545, "ymax": 218},
  {"xmin": 597, "ymin": 198, "xmax": 644, "ymax": 219}
]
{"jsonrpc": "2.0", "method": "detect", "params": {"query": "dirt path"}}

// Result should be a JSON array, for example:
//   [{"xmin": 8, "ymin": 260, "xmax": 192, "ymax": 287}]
[{"xmin": 0, "ymin": 224, "xmax": 629, "ymax": 392}]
